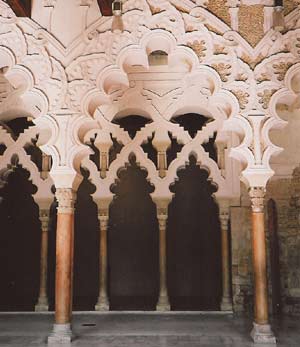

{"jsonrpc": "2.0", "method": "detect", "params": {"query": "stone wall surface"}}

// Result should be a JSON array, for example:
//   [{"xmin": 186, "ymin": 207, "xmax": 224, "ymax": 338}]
[{"xmin": 231, "ymin": 173, "xmax": 300, "ymax": 315}]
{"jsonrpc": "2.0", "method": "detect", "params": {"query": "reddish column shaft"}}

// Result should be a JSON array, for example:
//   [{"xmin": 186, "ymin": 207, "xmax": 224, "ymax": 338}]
[
  {"xmin": 252, "ymin": 211, "xmax": 269, "ymax": 325},
  {"xmin": 55, "ymin": 213, "xmax": 74, "ymax": 324}
]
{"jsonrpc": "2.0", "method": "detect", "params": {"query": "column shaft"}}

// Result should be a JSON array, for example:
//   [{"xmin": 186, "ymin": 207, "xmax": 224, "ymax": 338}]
[
  {"xmin": 95, "ymin": 211, "xmax": 109, "ymax": 311},
  {"xmin": 55, "ymin": 212, "xmax": 74, "ymax": 324},
  {"xmin": 220, "ymin": 207, "xmax": 233, "ymax": 311},
  {"xmin": 48, "ymin": 188, "xmax": 76, "ymax": 344},
  {"xmin": 35, "ymin": 210, "xmax": 49, "ymax": 311},
  {"xmin": 249, "ymin": 187, "xmax": 276, "ymax": 344},
  {"xmin": 156, "ymin": 206, "xmax": 170, "ymax": 311},
  {"xmin": 252, "ymin": 211, "xmax": 268, "ymax": 324}
]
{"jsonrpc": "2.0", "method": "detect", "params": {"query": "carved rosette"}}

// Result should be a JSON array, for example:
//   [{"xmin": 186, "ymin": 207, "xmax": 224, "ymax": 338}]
[
  {"xmin": 39, "ymin": 209, "xmax": 50, "ymax": 231},
  {"xmin": 249, "ymin": 187, "xmax": 266, "ymax": 213},
  {"xmin": 55, "ymin": 188, "xmax": 76, "ymax": 214}
]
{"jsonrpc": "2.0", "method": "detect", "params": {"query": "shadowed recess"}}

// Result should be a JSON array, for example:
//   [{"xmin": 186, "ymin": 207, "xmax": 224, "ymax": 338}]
[
  {"xmin": 73, "ymin": 168, "xmax": 99, "ymax": 310},
  {"xmin": 5, "ymin": 117, "xmax": 35, "ymax": 140},
  {"xmin": 108, "ymin": 155, "xmax": 159, "ymax": 310},
  {"xmin": 171, "ymin": 113, "xmax": 210, "ymax": 138},
  {"xmin": 167, "ymin": 154, "xmax": 222, "ymax": 311},
  {"xmin": 113, "ymin": 115, "xmax": 152, "ymax": 139},
  {"xmin": 0, "ymin": 164, "xmax": 40, "ymax": 311}
]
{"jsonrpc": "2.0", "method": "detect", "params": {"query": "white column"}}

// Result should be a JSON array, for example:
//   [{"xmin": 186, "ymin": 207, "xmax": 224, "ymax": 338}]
[
  {"xmin": 218, "ymin": 200, "xmax": 233, "ymax": 311},
  {"xmin": 35, "ymin": 209, "xmax": 50, "ymax": 312},
  {"xmin": 155, "ymin": 198, "xmax": 171, "ymax": 311},
  {"xmin": 95, "ymin": 205, "xmax": 110, "ymax": 311}
]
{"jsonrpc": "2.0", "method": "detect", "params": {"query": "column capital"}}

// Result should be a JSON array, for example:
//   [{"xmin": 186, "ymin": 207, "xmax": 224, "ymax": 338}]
[
  {"xmin": 216, "ymin": 199, "xmax": 230, "ymax": 230},
  {"xmin": 249, "ymin": 186, "xmax": 266, "ymax": 212},
  {"xmin": 153, "ymin": 197, "xmax": 171, "ymax": 218},
  {"xmin": 98, "ymin": 210, "xmax": 109, "ymax": 231},
  {"xmin": 39, "ymin": 209, "xmax": 50, "ymax": 231},
  {"xmin": 55, "ymin": 188, "xmax": 76, "ymax": 214}
]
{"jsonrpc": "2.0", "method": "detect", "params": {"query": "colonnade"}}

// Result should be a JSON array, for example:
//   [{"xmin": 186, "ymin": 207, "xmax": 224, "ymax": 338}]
[
  {"xmin": 35, "ymin": 195, "xmax": 233, "ymax": 316},
  {"xmin": 32, "ymin": 186, "xmax": 232, "ymax": 343},
  {"xmin": 30, "ymin": 186, "xmax": 273, "ymax": 344}
]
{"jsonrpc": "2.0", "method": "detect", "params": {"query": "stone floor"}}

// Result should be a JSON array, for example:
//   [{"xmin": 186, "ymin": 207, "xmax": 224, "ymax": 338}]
[{"xmin": 0, "ymin": 312, "xmax": 299, "ymax": 346}]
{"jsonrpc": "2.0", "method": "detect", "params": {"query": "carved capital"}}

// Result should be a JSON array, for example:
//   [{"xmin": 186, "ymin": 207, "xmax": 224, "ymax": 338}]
[
  {"xmin": 98, "ymin": 208, "xmax": 109, "ymax": 230},
  {"xmin": 55, "ymin": 188, "xmax": 76, "ymax": 214},
  {"xmin": 39, "ymin": 209, "xmax": 50, "ymax": 231},
  {"xmin": 157, "ymin": 208, "xmax": 168, "ymax": 230},
  {"xmin": 219, "ymin": 210, "xmax": 230, "ymax": 231},
  {"xmin": 217, "ymin": 200, "xmax": 230, "ymax": 231},
  {"xmin": 249, "ymin": 187, "xmax": 266, "ymax": 213}
]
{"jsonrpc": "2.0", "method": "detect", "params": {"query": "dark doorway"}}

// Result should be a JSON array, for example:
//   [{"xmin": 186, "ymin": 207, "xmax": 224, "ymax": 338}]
[
  {"xmin": 73, "ymin": 169, "xmax": 99, "ymax": 310},
  {"xmin": 108, "ymin": 155, "xmax": 159, "ymax": 310},
  {"xmin": 167, "ymin": 155, "xmax": 222, "ymax": 310},
  {"xmin": 47, "ymin": 198, "xmax": 57, "ymax": 311},
  {"xmin": 0, "ymin": 166, "xmax": 41, "ymax": 311},
  {"xmin": 267, "ymin": 199, "xmax": 281, "ymax": 315}
]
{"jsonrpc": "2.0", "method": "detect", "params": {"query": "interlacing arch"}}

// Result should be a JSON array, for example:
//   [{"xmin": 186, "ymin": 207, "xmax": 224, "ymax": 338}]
[
  {"xmin": 2, "ymin": 0, "xmax": 300, "ymax": 343},
  {"xmin": 1, "ymin": 0, "xmax": 299, "ymax": 193}
]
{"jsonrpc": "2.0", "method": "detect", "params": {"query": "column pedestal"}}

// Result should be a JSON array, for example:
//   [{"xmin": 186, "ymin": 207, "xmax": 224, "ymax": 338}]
[
  {"xmin": 251, "ymin": 322, "xmax": 276, "ymax": 344},
  {"xmin": 35, "ymin": 209, "xmax": 49, "ymax": 312},
  {"xmin": 249, "ymin": 187, "xmax": 276, "ymax": 344},
  {"xmin": 48, "ymin": 189, "xmax": 76, "ymax": 345},
  {"xmin": 48, "ymin": 323, "xmax": 72, "ymax": 344}
]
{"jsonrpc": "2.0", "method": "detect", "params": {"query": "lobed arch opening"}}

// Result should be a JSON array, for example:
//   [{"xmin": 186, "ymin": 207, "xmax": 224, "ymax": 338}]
[
  {"xmin": 0, "ymin": 158, "xmax": 41, "ymax": 311},
  {"xmin": 167, "ymin": 154, "xmax": 222, "ymax": 310},
  {"xmin": 108, "ymin": 153, "xmax": 159, "ymax": 310}
]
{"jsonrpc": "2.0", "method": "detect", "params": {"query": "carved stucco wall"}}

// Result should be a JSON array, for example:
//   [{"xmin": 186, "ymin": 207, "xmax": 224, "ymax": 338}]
[{"xmin": 1, "ymin": 0, "xmax": 300, "ymax": 313}]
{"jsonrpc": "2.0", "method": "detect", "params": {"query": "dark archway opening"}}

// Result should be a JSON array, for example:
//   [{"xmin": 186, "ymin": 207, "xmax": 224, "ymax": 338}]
[
  {"xmin": 73, "ymin": 169, "xmax": 99, "ymax": 310},
  {"xmin": 108, "ymin": 155, "xmax": 159, "ymax": 310},
  {"xmin": 167, "ymin": 155, "xmax": 222, "ymax": 310},
  {"xmin": 0, "ymin": 165, "xmax": 41, "ymax": 311},
  {"xmin": 47, "ymin": 197, "xmax": 57, "ymax": 311}
]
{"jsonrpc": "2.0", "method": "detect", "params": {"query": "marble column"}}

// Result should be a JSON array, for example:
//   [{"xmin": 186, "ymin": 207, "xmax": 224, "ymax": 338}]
[
  {"xmin": 249, "ymin": 187, "xmax": 276, "ymax": 344},
  {"xmin": 48, "ymin": 188, "xmax": 76, "ymax": 344},
  {"xmin": 35, "ymin": 209, "xmax": 50, "ymax": 312},
  {"xmin": 219, "ymin": 202, "xmax": 233, "ymax": 311},
  {"xmin": 155, "ymin": 200, "xmax": 170, "ymax": 311},
  {"xmin": 95, "ymin": 207, "xmax": 109, "ymax": 311}
]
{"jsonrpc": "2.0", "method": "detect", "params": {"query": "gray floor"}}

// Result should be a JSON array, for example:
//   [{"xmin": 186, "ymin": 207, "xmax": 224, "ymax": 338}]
[{"xmin": 0, "ymin": 312, "xmax": 299, "ymax": 346}]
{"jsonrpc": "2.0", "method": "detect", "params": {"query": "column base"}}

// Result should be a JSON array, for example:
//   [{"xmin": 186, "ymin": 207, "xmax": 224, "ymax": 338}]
[
  {"xmin": 220, "ymin": 297, "xmax": 233, "ymax": 311},
  {"xmin": 35, "ymin": 304, "xmax": 49, "ymax": 312},
  {"xmin": 95, "ymin": 297, "xmax": 109, "ymax": 311},
  {"xmin": 35, "ymin": 297, "xmax": 49, "ymax": 312},
  {"xmin": 156, "ymin": 296, "xmax": 170, "ymax": 311},
  {"xmin": 250, "ymin": 322, "xmax": 276, "ymax": 344},
  {"xmin": 48, "ymin": 323, "xmax": 73, "ymax": 345}
]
